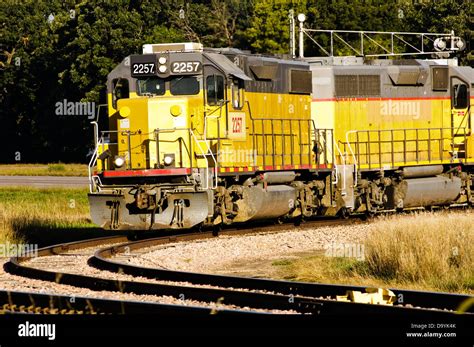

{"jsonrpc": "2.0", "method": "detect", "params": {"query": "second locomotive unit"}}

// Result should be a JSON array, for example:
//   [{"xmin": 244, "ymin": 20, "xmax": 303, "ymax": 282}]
[{"xmin": 88, "ymin": 39, "xmax": 473, "ymax": 230}]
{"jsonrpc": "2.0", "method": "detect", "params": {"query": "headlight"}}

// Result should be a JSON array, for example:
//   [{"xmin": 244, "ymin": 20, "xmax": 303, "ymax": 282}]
[
  {"xmin": 114, "ymin": 156, "xmax": 125, "ymax": 168},
  {"xmin": 158, "ymin": 57, "xmax": 167, "ymax": 64},
  {"xmin": 163, "ymin": 154, "xmax": 174, "ymax": 166},
  {"xmin": 158, "ymin": 65, "xmax": 167, "ymax": 73}
]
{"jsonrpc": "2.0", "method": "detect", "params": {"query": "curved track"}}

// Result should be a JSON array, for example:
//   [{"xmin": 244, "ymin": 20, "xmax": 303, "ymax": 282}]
[
  {"xmin": 4, "ymin": 219, "xmax": 474, "ymax": 317},
  {"xmin": 0, "ymin": 289, "xmax": 249, "ymax": 315}
]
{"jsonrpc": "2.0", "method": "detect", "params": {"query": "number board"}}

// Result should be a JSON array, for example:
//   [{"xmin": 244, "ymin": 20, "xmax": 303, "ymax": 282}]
[
  {"xmin": 131, "ymin": 62, "xmax": 156, "ymax": 76},
  {"xmin": 130, "ymin": 54, "xmax": 157, "ymax": 77},
  {"xmin": 228, "ymin": 112, "xmax": 246, "ymax": 140},
  {"xmin": 170, "ymin": 61, "xmax": 202, "ymax": 74}
]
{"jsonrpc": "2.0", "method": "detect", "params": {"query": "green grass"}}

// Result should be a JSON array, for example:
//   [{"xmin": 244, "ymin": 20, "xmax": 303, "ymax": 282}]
[
  {"xmin": 272, "ymin": 211, "xmax": 474, "ymax": 294},
  {"xmin": 0, "ymin": 187, "xmax": 101, "ymax": 246},
  {"xmin": 0, "ymin": 163, "xmax": 88, "ymax": 176}
]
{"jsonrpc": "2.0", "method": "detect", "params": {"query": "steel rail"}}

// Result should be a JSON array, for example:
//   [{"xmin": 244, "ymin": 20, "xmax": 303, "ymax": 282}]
[
  {"xmin": 0, "ymin": 289, "xmax": 255, "ymax": 316},
  {"xmin": 4, "ymin": 220, "xmax": 473, "ymax": 316},
  {"xmin": 3, "ymin": 230, "xmax": 334, "ymax": 314},
  {"xmin": 90, "ymin": 232, "xmax": 474, "ymax": 315}
]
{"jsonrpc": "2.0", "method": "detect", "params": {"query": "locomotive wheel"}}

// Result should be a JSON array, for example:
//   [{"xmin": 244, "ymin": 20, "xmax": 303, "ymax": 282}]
[
  {"xmin": 193, "ymin": 222, "xmax": 204, "ymax": 233},
  {"xmin": 212, "ymin": 224, "xmax": 222, "ymax": 236},
  {"xmin": 338, "ymin": 207, "xmax": 350, "ymax": 219},
  {"xmin": 365, "ymin": 210, "xmax": 375, "ymax": 220},
  {"xmin": 294, "ymin": 216, "xmax": 304, "ymax": 227},
  {"xmin": 127, "ymin": 231, "xmax": 139, "ymax": 241},
  {"xmin": 359, "ymin": 212, "xmax": 373, "ymax": 221}
]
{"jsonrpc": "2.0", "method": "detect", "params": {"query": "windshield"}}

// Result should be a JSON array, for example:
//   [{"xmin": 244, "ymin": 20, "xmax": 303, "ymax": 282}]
[
  {"xmin": 137, "ymin": 78, "xmax": 165, "ymax": 96},
  {"xmin": 136, "ymin": 76, "xmax": 200, "ymax": 96},
  {"xmin": 170, "ymin": 76, "xmax": 200, "ymax": 95}
]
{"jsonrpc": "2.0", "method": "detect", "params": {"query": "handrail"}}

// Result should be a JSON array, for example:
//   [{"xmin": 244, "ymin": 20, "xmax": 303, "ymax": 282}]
[
  {"xmin": 88, "ymin": 132, "xmax": 105, "ymax": 193},
  {"xmin": 453, "ymin": 106, "xmax": 470, "ymax": 138},
  {"xmin": 88, "ymin": 143, "xmax": 99, "ymax": 193},
  {"xmin": 88, "ymin": 121, "xmax": 99, "ymax": 192},
  {"xmin": 343, "ymin": 126, "xmax": 469, "ymax": 168},
  {"xmin": 345, "ymin": 130, "xmax": 358, "ymax": 187},
  {"xmin": 333, "ymin": 138, "xmax": 346, "ymax": 187},
  {"xmin": 312, "ymin": 128, "xmax": 332, "ymax": 167},
  {"xmin": 189, "ymin": 128, "xmax": 217, "ymax": 190},
  {"xmin": 202, "ymin": 102, "xmax": 222, "ymax": 189},
  {"xmin": 154, "ymin": 127, "xmax": 217, "ymax": 190},
  {"xmin": 246, "ymin": 100, "xmax": 322, "ymax": 170}
]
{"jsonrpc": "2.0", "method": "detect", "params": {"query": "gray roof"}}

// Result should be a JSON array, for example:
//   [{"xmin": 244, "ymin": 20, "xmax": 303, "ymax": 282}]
[{"xmin": 204, "ymin": 52, "xmax": 252, "ymax": 81}]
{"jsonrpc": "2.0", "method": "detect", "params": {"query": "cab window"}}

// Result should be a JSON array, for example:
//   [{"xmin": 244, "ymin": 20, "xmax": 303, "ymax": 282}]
[
  {"xmin": 112, "ymin": 78, "xmax": 129, "ymax": 108},
  {"xmin": 453, "ymin": 84, "xmax": 468, "ymax": 109},
  {"xmin": 231, "ymin": 79, "xmax": 244, "ymax": 109},
  {"xmin": 137, "ymin": 78, "xmax": 165, "ymax": 96},
  {"xmin": 206, "ymin": 75, "xmax": 224, "ymax": 105},
  {"xmin": 170, "ymin": 76, "xmax": 200, "ymax": 95}
]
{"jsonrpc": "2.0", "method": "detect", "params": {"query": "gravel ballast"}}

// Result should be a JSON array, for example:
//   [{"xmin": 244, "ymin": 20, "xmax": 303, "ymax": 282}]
[{"xmin": 121, "ymin": 223, "xmax": 371, "ymax": 273}]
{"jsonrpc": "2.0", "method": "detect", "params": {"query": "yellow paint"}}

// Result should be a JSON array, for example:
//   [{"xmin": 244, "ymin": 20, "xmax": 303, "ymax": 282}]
[
  {"xmin": 119, "ymin": 106, "xmax": 131, "ymax": 118},
  {"xmin": 97, "ymin": 80, "xmax": 473, "ymax": 175},
  {"xmin": 312, "ymin": 98, "xmax": 473, "ymax": 169},
  {"xmin": 170, "ymin": 105, "xmax": 182, "ymax": 117},
  {"xmin": 219, "ymin": 91, "xmax": 313, "ymax": 169}
]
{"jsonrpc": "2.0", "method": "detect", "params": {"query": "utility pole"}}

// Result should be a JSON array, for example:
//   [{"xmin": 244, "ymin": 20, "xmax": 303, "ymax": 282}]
[
  {"xmin": 289, "ymin": 10, "xmax": 296, "ymax": 58},
  {"xmin": 297, "ymin": 13, "xmax": 306, "ymax": 58}
]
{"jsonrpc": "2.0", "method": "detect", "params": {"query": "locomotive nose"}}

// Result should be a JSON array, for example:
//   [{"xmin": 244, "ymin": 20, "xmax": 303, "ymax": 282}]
[
  {"xmin": 146, "ymin": 97, "xmax": 189, "ymax": 168},
  {"xmin": 114, "ymin": 97, "xmax": 190, "ymax": 170}
]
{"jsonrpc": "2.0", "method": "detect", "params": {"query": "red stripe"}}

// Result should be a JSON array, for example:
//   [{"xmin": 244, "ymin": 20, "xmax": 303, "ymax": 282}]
[
  {"xmin": 106, "ymin": 165, "xmax": 333, "ymax": 177},
  {"xmin": 222, "ymin": 164, "xmax": 332, "ymax": 172},
  {"xmin": 103, "ymin": 168, "xmax": 191, "ymax": 177},
  {"xmin": 312, "ymin": 96, "xmax": 451, "ymax": 102}
]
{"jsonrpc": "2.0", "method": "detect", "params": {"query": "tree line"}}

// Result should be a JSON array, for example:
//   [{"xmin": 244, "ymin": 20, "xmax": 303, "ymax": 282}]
[{"xmin": 0, "ymin": 0, "xmax": 472, "ymax": 163}]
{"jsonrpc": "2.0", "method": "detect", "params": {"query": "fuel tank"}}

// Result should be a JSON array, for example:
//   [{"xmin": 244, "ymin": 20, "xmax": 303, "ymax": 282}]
[
  {"xmin": 233, "ymin": 185, "xmax": 297, "ymax": 222},
  {"xmin": 401, "ymin": 165, "xmax": 444, "ymax": 178},
  {"xmin": 395, "ymin": 175, "xmax": 461, "ymax": 208}
]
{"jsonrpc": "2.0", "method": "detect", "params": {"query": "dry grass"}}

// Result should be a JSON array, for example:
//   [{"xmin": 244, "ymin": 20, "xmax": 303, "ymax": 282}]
[
  {"xmin": 0, "ymin": 163, "xmax": 88, "ymax": 176},
  {"xmin": 273, "ymin": 210, "xmax": 474, "ymax": 294},
  {"xmin": 362, "ymin": 211, "xmax": 473, "ymax": 292},
  {"xmin": 0, "ymin": 187, "xmax": 94, "ymax": 245}
]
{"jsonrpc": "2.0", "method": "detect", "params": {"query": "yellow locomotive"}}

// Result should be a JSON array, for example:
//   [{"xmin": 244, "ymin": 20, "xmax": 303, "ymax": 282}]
[
  {"xmin": 89, "ymin": 42, "xmax": 330, "ymax": 230},
  {"xmin": 311, "ymin": 57, "xmax": 473, "ymax": 214},
  {"xmin": 88, "ymin": 35, "xmax": 473, "ymax": 230}
]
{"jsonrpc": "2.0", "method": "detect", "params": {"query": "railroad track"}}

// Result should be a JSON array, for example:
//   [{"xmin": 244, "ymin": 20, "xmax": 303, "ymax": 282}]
[
  {"xmin": 0, "ymin": 289, "xmax": 250, "ymax": 316},
  {"xmin": 3, "ymin": 218, "xmax": 474, "ymax": 317}
]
